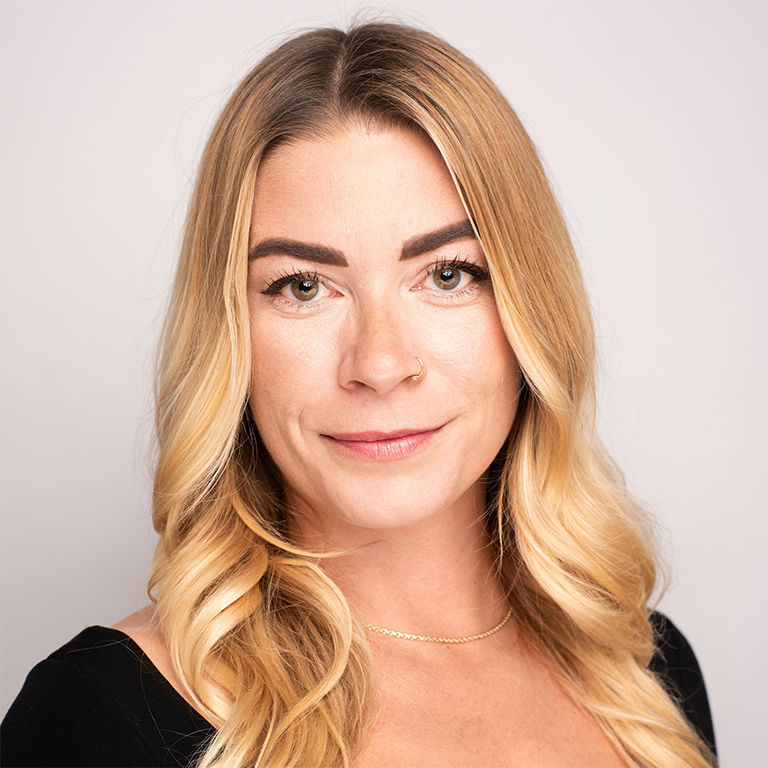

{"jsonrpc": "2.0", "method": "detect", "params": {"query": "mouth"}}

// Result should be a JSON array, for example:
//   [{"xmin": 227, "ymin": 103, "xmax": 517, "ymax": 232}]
[{"xmin": 321, "ymin": 426, "xmax": 443, "ymax": 460}]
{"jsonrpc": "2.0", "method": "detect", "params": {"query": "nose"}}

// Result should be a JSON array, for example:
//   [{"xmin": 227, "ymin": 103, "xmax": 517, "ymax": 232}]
[{"xmin": 338, "ymin": 300, "xmax": 421, "ymax": 394}]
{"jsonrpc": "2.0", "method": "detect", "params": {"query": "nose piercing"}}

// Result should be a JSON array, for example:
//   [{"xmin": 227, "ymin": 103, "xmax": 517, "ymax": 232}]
[{"xmin": 408, "ymin": 356, "xmax": 425, "ymax": 381}]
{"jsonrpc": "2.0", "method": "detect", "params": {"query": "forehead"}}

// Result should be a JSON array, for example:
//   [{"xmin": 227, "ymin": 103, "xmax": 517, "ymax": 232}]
[{"xmin": 249, "ymin": 123, "xmax": 468, "ymax": 252}]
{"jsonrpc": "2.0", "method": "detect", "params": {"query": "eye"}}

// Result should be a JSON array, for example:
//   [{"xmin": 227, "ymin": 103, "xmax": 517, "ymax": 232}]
[
  {"xmin": 260, "ymin": 270, "xmax": 328, "ymax": 304},
  {"xmin": 290, "ymin": 278, "xmax": 319, "ymax": 301},
  {"xmin": 424, "ymin": 259, "xmax": 489, "ymax": 294},
  {"xmin": 432, "ymin": 267, "xmax": 464, "ymax": 291}
]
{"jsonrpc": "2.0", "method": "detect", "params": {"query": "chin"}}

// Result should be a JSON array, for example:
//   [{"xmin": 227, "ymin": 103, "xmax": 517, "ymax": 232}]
[{"xmin": 287, "ymin": 477, "xmax": 484, "ymax": 540}]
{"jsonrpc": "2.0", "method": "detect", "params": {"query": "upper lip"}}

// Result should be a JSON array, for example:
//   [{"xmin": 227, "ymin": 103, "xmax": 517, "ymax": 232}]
[{"xmin": 326, "ymin": 427, "xmax": 442, "ymax": 442}]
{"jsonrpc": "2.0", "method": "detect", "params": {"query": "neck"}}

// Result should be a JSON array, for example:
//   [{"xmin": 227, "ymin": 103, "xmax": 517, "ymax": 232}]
[{"xmin": 288, "ymin": 486, "xmax": 509, "ymax": 640}]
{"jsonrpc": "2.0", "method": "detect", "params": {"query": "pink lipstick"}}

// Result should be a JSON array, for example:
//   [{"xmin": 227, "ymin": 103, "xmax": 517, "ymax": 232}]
[{"xmin": 323, "ymin": 427, "xmax": 441, "ymax": 460}]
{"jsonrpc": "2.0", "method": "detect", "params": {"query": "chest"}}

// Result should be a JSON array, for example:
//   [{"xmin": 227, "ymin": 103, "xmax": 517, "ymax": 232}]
[{"xmin": 355, "ymin": 643, "xmax": 628, "ymax": 768}]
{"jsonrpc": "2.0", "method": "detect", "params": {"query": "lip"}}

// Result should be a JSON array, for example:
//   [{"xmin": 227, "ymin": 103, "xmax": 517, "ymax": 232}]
[{"xmin": 322, "ymin": 426, "xmax": 443, "ymax": 460}]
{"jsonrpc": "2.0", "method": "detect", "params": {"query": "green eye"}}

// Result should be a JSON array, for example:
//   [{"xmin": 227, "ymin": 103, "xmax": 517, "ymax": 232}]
[
  {"xmin": 291, "ymin": 279, "xmax": 319, "ymax": 301},
  {"xmin": 432, "ymin": 268, "xmax": 461, "ymax": 291}
]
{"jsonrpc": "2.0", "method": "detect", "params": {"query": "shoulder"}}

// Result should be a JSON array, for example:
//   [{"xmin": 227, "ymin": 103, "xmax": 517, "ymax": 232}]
[
  {"xmin": 1, "ymin": 626, "xmax": 215, "ymax": 768},
  {"xmin": 649, "ymin": 611, "xmax": 717, "ymax": 756}
]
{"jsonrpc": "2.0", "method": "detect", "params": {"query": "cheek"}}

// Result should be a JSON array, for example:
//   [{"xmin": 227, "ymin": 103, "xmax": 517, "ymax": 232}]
[
  {"xmin": 246, "ymin": 310, "xmax": 338, "ymax": 437},
  {"xmin": 457, "ymin": 306, "xmax": 521, "ymax": 442},
  {"xmin": 427, "ymin": 303, "xmax": 518, "ymax": 391},
  {"xmin": 482, "ymin": 331, "xmax": 521, "ymax": 430}
]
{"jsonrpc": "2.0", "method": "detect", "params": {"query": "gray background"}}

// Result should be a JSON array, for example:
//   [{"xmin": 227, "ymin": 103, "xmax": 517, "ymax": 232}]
[{"xmin": 1, "ymin": 1, "xmax": 766, "ymax": 765}]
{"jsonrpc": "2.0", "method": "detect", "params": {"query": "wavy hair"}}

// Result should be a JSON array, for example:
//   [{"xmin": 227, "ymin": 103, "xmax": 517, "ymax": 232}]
[{"xmin": 148, "ymin": 22, "xmax": 716, "ymax": 767}]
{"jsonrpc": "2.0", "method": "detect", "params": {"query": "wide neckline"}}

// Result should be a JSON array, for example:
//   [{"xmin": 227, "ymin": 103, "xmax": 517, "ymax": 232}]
[{"xmin": 93, "ymin": 625, "xmax": 217, "ymax": 730}]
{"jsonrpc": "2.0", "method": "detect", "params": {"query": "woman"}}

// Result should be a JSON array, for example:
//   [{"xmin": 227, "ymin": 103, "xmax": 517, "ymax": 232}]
[{"xmin": 1, "ymin": 22, "xmax": 716, "ymax": 768}]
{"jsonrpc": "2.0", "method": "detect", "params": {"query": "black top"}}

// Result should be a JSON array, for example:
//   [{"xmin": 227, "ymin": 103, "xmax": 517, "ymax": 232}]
[{"xmin": 1, "ymin": 614, "xmax": 715, "ymax": 767}]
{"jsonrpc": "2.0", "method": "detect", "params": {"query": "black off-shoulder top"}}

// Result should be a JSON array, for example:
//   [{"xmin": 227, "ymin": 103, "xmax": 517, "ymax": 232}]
[{"xmin": 1, "ymin": 613, "xmax": 716, "ymax": 767}]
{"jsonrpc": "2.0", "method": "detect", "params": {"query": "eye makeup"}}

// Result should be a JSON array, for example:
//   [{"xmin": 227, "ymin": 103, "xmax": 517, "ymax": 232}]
[
  {"xmin": 260, "ymin": 269, "xmax": 324, "ymax": 298},
  {"xmin": 425, "ymin": 258, "xmax": 489, "ymax": 285},
  {"xmin": 257, "ymin": 255, "xmax": 491, "ymax": 306}
]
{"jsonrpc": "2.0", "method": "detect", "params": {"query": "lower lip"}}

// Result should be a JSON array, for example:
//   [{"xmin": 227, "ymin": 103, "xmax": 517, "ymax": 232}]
[{"xmin": 324, "ymin": 428, "xmax": 441, "ymax": 460}]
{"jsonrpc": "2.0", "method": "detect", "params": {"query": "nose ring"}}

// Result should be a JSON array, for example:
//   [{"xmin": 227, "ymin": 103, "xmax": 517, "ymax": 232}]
[{"xmin": 408, "ymin": 356, "xmax": 425, "ymax": 381}]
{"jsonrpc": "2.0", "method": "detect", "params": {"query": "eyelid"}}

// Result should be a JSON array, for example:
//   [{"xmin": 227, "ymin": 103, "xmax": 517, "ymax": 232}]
[
  {"xmin": 260, "ymin": 269, "xmax": 327, "ymax": 301},
  {"xmin": 258, "ymin": 257, "xmax": 489, "ymax": 302},
  {"xmin": 422, "ymin": 257, "xmax": 490, "ymax": 285}
]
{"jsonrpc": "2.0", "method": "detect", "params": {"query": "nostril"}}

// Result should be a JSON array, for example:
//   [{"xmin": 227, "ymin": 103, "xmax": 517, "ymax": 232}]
[{"xmin": 339, "ymin": 345, "xmax": 424, "ymax": 394}]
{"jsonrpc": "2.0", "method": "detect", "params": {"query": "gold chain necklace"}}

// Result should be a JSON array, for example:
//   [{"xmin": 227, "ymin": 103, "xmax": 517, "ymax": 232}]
[{"xmin": 363, "ymin": 606, "xmax": 512, "ymax": 644}]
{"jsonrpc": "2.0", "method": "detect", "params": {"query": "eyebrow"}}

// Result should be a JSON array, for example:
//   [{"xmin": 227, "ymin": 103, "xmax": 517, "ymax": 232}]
[
  {"xmin": 248, "ymin": 238, "xmax": 348, "ymax": 266},
  {"xmin": 400, "ymin": 220, "xmax": 476, "ymax": 260},
  {"xmin": 248, "ymin": 219, "xmax": 476, "ymax": 266}
]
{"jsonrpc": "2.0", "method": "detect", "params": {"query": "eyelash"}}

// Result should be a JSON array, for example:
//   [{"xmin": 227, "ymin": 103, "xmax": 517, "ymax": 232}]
[
  {"xmin": 260, "ymin": 269, "xmax": 324, "ymax": 297},
  {"xmin": 428, "ymin": 258, "xmax": 490, "ymax": 286},
  {"xmin": 259, "ymin": 258, "xmax": 490, "ymax": 302}
]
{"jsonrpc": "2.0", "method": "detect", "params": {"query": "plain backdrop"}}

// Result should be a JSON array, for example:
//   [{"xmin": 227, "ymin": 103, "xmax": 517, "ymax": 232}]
[{"xmin": 1, "ymin": 1, "xmax": 766, "ymax": 765}]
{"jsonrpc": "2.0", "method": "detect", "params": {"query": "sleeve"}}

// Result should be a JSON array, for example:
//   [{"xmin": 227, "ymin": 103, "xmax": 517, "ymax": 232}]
[
  {"xmin": 649, "ymin": 612, "xmax": 717, "ymax": 757},
  {"xmin": 1, "ymin": 657, "xmax": 158, "ymax": 768}
]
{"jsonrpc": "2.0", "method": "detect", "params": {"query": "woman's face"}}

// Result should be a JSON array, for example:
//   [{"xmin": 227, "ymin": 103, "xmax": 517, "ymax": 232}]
[{"xmin": 247, "ymin": 123, "xmax": 520, "ymax": 536}]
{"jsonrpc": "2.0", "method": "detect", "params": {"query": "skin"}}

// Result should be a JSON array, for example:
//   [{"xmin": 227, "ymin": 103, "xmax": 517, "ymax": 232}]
[
  {"xmin": 246, "ymin": 122, "xmax": 519, "ymax": 546},
  {"xmin": 116, "ymin": 123, "xmax": 627, "ymax": 767}
]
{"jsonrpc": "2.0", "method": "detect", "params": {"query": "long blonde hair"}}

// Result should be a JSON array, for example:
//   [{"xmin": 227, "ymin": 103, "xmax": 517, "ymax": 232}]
[{"xmin": 149, "ymin": 23, "xmax": 716, "ymax": 767}]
